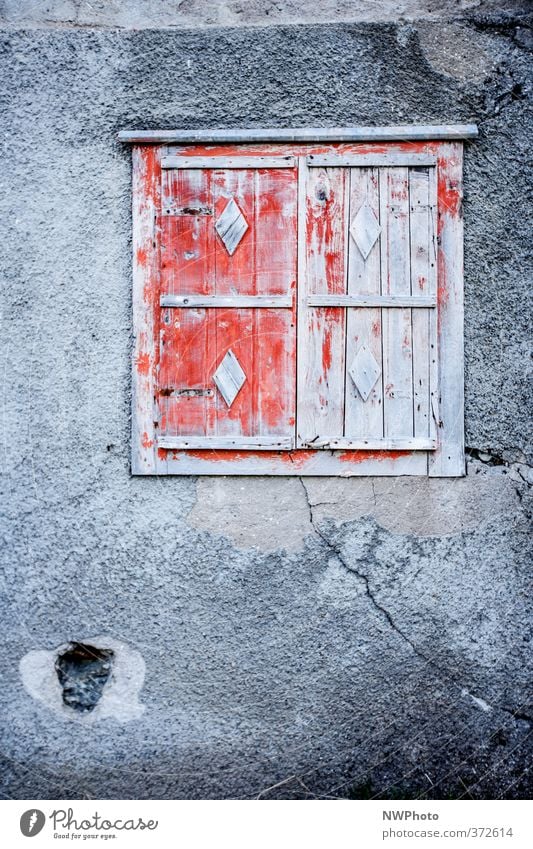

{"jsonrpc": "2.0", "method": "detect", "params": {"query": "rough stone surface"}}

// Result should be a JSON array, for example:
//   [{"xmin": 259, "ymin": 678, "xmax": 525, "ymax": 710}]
[
  {"xmin": 0, "ymin": 1, "xmax": 530, "ymax": 29},
  {"xmin": 1, "ymin": 6, "xmax": 532, "ymax": 799}
]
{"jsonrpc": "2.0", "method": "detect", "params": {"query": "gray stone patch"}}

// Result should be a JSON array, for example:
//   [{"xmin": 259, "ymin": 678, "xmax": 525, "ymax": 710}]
[
  {"xmin": 189, "ymin": 461, "xmax": 523, "ymax": 552},
  {"xmin": 416, "ymin": 21, "xmax": 498, "ymax": 82},
  {"xmin": 188, "ymin": 476, "xmax": 313, "ymax": 552},
  {"xmin": 20, "ymin": 637, "xmax": 145, "ymax": 724}
]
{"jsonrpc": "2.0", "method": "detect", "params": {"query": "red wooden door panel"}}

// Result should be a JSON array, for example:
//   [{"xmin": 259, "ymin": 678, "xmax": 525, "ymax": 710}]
[{"xmin": 158, "ymin": 161, "xmax": 297, "ymax": 450}]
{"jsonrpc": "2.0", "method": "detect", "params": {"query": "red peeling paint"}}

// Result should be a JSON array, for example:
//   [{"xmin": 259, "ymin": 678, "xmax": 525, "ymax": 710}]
[
  {"xmin": 136, "ymin": 352, "xmax": 151, "ymax": 375},
  {"xmin": 136, "ymin": 247, "xmax": 149, "ymax": 267},
  {"xmin": 280, "ymin": 450, "xmax": 316, "ymax": 468},
  {"xmin": 339, "ymin": 450, "xmax": 408, "ymax": 464},
  {"xmin": 322, "ymin": 322, "xmax": 333, "ymax": 372},
  {"xmin": 141, "ymin": 432, "xmax": 154, "ymax": 449},
  {"xmin": 437, "ymin": 160, "xmax": 462, "ymax": 217}
]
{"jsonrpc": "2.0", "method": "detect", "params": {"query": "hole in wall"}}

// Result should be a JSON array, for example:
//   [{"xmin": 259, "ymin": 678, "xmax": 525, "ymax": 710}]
[{"xmin": 55, "ymin": 642, "xmax": 114, "ymax": 713}]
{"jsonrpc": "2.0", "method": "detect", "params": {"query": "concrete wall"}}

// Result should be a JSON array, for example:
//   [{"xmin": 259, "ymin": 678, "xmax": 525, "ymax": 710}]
[{"xmin": 1, "ymin": 1, "xmax": 531, "ymax": 799}]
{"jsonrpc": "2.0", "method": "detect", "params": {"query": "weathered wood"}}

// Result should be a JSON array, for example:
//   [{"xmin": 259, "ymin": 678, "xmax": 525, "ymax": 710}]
[
  {"xmin": 297, "ymin": 163, "xmax": 349, "ymax": 446},
  {"xmin": 130, "ymin": 138, "xmax": 467, "ymax": 476},
  {"xmin": 161, "ymin": 206, "xmax": 213, "ymax": 216},
  {"xmin": 158, "ymin": 436, "xmax": 294, "ymax": 449},
  {"xmin": 213, "ymin": 349, "xmax": 247, "ymax": 407},
  {"xmin": 159, "ymin": 162, "xmax": 298, "ymax": 448},
  {"xmin": 308, "ymin": 154, "xmax": 436, "ymax": 167},
  {"xmin": 428, "ymin": 165, "xmax": 439, "ymax": 447},
  {"xmin": 299, "ymin": 438, "xmax": 436, "ymax": 450},
  {"xmin": 161, "ymin": 156, "xmax": 295, "ymax": 169},
  {"xmin": 215, "ymin": 196, "xmax": 249, "ymax": 255},
  {"xmin": 307, "ymin": 295, "xmax": 436, "ymax": 308},
  {"xmin": 159, "ymin": 166, "xmax": 215, "ymax": 441},
  {"xmin": 380, "ymin": 166, "xmax": 414, "ymax": 441},
  {"xmin": 162, "ymin": 450, "xmax": 428, "ymax": 475},
  {"xmin": 429, "ymin": 143, "xmax": 465, "ymax": 476},
  {"xmin": 344, "ymin": 167, "xmax": 383, "ymax": 440},
  {"xmin": 348, "ymin": 344, "xmax": 382, "ymax": 402},
  {"xmin": 409, "ymin": 167, "xmax": 433, "ymax": 447},
  {"xmin": 160, "ymin": 295, "xmax": 293, "ymax": 308},
  {"xmin": 119, "ymin": 125, "xmax": 479, "ymax": 144},
  {"xmin": 131, "ymin": 146, "xmax": 160, "ymax": 475}
]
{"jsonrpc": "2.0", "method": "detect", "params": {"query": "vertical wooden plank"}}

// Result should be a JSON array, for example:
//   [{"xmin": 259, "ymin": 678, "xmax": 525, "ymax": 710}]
[
  {"xmin": 254, "ymin": 167, "xmax": 297, "ymax": 438},
  {"xmin": 380, "ymin": 166, "xmax": 414, "ymax": 439},
  {"xmin": 345, "ymin": 167, "xmax": 383, "ymax": 438},
  {"xmin": 429, "ymin": 142, "xmax": 465, "ymax": 476},
  {"xmin": 212, "ymin": 168, "xmax": 255, "ymax": 438},
  {"xmin": 428, "ymin": 164, "xmax": 439, "ymax": 446},
  {"xmin": 298, "ymin": 165, "xmax": 348, "ymax": 444},
  {"xmin": 409, "ymin": 166, "xmax": 432, "ymax": 443},
  {"xmin": 132, "ymin": 145, "xmax": 160, "ymax": 474},
  {"xmin": 158, "ymin": 168, "xmax": 216, "ymax": 438}
]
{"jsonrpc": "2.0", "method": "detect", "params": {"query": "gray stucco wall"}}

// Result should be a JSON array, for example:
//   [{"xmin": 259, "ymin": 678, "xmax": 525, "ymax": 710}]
[{"xmin": 1, "ymin": 2, "xmax": 532, "ymax": 799}]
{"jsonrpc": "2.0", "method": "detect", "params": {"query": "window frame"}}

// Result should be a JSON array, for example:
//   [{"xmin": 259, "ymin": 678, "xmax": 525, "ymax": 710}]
[{"xmin": 123, "ymin": 125, "xmax": 477, "ymax": 477}]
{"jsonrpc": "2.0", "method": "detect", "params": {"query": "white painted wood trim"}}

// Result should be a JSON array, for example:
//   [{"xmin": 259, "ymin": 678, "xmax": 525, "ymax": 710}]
[
  {"xmin": 307, "ymin": 154, "xmax": 437, "ymax": 167},
  {"xmin": 299, "ymin": 438, "xmax": 436, "ymax": 450},
  {"xmin": 119, "ymin": 125, "xmax": 479, "ymax": 144},
  {"xmin": 131, "ymin": 147, "xmax": 159, "ymax": 475},
  {"xmin": 161, "ymin": 451, "xmax": 428, "ymax": 475},
  {"xmin": 428, "ymin": 164, "xmax": 439, "ymax": 451},
  {"xmin": 160, "ymin": 295, "xmax": 293, "ymax": 308},
  {"xmin": 161, "ymin": 156, "xmax": 295, "ymax": 169},
  {"xmin": 307, "ymin": 295, "xmax": 436, "ymax": 308},
  {"xmin": 158, "ymin": 436, "xmax": 294, "ymax": 450},
  {"xmin": 429, "ymin": 143, "xmax": 465, "ymax": 477}
]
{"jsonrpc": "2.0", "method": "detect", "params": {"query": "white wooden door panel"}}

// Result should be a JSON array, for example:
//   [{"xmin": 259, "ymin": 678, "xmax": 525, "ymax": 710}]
[
  {"xmin": 345, "ymin": 166, "xmax": 383, "ymax": 440},
  {"xmin": 299, "ymin": 157, "xmax": 439, "ymax": 454}
]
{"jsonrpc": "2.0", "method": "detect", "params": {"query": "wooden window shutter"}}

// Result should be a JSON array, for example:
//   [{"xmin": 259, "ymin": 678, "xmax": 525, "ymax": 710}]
[
  {"xmin": 157, "ymin": 156, "xmax": 297, "ymax": 452},
  {"xmin": 298, "ymin": 153, "xmax": 438, "ymax": 455},
  {"xmin": 126, "ymin": 126, "xmax": 475, "ymax": 475}
]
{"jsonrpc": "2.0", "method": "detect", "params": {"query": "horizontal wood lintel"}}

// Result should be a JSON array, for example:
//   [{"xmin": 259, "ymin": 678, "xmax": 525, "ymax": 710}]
[
  {"xmin": 160, "ymin": 295, "xmax": 293, "ymax": 308},
  {"xmin": 307, "ymin": 153, "xmax": 436, "ymax": 167},
  {"xmin": 119, "ymin": 125, "xmax": 478, "ymax": 144},
  {"xmin": 307, "ymin": 295, "xmax": 437, "ymax": 308}
]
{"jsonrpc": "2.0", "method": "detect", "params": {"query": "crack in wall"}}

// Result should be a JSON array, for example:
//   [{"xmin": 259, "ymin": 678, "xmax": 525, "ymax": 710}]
[
  {"xmin": 299, "ymin": 477, "xmax": 441, "ymax": 666},
  {"xmin": 298, "ymin": 477, "xmax": 532, "ymax": 728}
]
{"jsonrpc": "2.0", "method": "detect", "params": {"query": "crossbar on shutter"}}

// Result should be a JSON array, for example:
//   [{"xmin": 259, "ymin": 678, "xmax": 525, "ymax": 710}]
[
  {"xmin": 299, "ymin": 438, "xmax": 436, "ymax": 450},
  {"xmin": 307, "ymin": 295, "xmax": 436, "ymax": 308},
  {"xmin": 158, "ymin": 436, "xmax": 294, "ymax": 450},
  {"xmin": 160, "ymin": 295, "xmax": 293, "ymax": 308},
  {"xmin": 161, "ymin": 156, "xmax": 296, "ymax": 169},
  {"xmin": 307, "ymin": 154, "xmax": 436, "ymax": 167}
]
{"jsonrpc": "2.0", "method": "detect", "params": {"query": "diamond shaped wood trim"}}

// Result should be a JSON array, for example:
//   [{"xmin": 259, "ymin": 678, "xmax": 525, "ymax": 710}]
[
  {"xmin": 350, "ymin": 203, "xmax": 381, "ymax": 260},
  {"xmin": 349, "ymin": 345, "xmax": 381, "ymax": 402},
  {"xmin": 213, "ymin": 349, "xmax": 246, "ymax": 407},
  {"xmin": 215, "ymin": 197, "xmax": 248, "ymax": 255}
]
